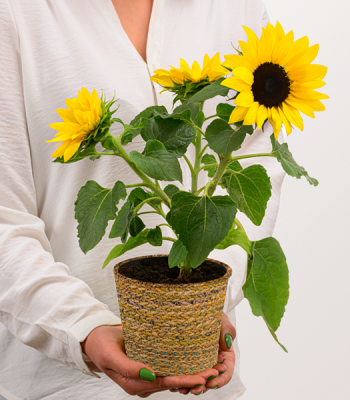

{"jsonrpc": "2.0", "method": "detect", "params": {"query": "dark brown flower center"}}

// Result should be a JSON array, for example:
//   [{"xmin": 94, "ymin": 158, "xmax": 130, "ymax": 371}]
[{"xmin": 252, "ymin": 62, "xmax": 290, "ymax": 108}]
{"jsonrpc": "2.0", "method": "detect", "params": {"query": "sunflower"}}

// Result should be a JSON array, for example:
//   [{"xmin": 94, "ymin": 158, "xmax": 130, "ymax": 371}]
[
  {"xmin": 150, "ymin": 53, "xmax": 229, "ymax": 100},
  {"xmin": 221, "ymin": 22, "xmax": 328, "ymax": 139},
  {"xmin": 47, "ymin": 88, "xmax": 102, "ymax": 161}
]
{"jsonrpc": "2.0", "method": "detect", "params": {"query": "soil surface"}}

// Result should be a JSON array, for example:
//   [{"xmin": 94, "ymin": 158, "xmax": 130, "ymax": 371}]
[{"xmin": 118, "ymin": 256, "xmax": 227, "ymax": 284}]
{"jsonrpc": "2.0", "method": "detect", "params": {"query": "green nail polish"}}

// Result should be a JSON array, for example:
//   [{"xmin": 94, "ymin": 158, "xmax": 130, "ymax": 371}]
[
  {"xmin": 139, "ymin": 368, "xmax": 156, "ymax": 382},
  {"xmin": 219, "ymin": 370, "xmax": 226, "ymax": 375},
  {"xmin": 207, "ymin": 375, "xmax": 216, "ymax": 381},
  {"xmin": 194, "ymin": 390, "xmax": 204, "ymax": 395},
  {"xmin": 172, "ymin": 388, "xmax": 179, "ymax": 390},
  {"xmin": 225, "ymin": 333, "xmax": 233, "ymax": 349},
  {"xmin": 209, "ymin": 385, "xmax": 218, "ymax": 389},
  {"xmin": 194, "ymin": 384, "xmax": 204, "ymax": 387}
]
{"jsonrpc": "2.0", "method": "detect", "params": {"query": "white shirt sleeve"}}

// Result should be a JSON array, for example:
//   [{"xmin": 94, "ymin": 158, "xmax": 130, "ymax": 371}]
[{"xmin": 0, "ymin": 0, "xmax": 121, "ymax": 378}]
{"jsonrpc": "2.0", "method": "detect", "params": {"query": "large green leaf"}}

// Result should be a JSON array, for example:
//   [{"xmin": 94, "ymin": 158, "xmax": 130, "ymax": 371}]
[
  {"xmin": 216, "ymin": 103, "xmax": 235, "ymax": 123},
  {"xmin": 187, "ymin": 77, "xmax": 229, "ymax": 104},
  {"xmin": 243, "ymin": 237, "xmax": 289, "ymax": 352},
  {"xmin": 141, "ymin": 117, "xmax": 196, "ymax": 157},
  {"xmin": 128, "ymin": 188, "xmax": 152, "ymax": 207},
  {"xmin": 206, "ymin": 119, "xmax": 253, "ymax": 156},
  {"xmin": 164, "ymin": 184, "xmax": 180, "ymax": 199},
  {"xmin": 169, "ymin": 192, "xmax": 236, "ymax": 268},
  {"xmin": 102, "ymin": 230, "xmax": 150, "ymax": 269},
  {"xmin": 130, "ymin": 140, "xmax": 183, "ymax": 182},
  {"xmin": 215, "ymin": 224, "xmax": 252, "ymax": 255},
  {"xmin": 109, "ymin": 200, "xmax": 133, "ymax": 238},
  {"xmin": 129, "ymin": 215, "xmax": 145, "ymax": 237},
  {"xmin": 201, "ymin": 154, "xmax": 218, "ymax": 178},
  {"xmin": 173, "ymin": 102, "xmax": 200, "ymax": 122},
  {"xmin": 130, "ymin": 106, "xmax": 168, "ymax": 127},
  {"xmin": 75, "ymin": 180, "xmax": 127, "ymax": 253},
  {"xmin": 168, "ymin": 239, "xmax": 188, "ymax": 268},
  {"xmin": 270, "ymin": 134, "xmax": 318, "ymax": 186},
  {"xmin": 147, "ymin": 226, "xmax": 163, "ymax": 246},
  {"xmin": 221, "ymin": 162, "xmax": 272, "ymax": 226}
]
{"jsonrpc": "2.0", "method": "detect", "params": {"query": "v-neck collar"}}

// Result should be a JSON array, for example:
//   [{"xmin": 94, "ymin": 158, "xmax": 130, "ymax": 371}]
[{"xmin": 92, "ymin": 0, "xmax": 164, "ymax": 72}]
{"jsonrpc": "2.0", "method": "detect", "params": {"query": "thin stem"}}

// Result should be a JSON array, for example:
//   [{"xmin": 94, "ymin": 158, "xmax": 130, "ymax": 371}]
[
  {"xmin": 137, "ymin": 211, "xmax": 159, "ymax": 216},
  {"xmin": 194, "ymin": 185, "xmax": 206, "ymax": 196},
  {"xmin": 111, "ymin": 135, "xmax": 171, "ymax": 207},
  {"xmin": 183, "ymin": 155, "xmax": 196, "ymax": 179},
  {"xmin": 163, "ymin": 237, "xmax": 177, "ymax": 243},
  {"xmin": 204, "ymin": 114, "xmax": 217, "ymax": 121},
  {"xmin": 134, "ymin": 197, "xmax": 162, "ymax": 214},
  {"xmin": 234, "ymin": 218, "xmax": 247, "ymax": 235},
  {"xmin": 95, "ymin": 152, "xmax": 119, "ymax": 156},
  {"xmin": 198, "ymin": 144, "xmax": 209, "ymax": 161},
  {"xmin": 199, "ymin": 163, "xmax": 218, "ymax": 171},
  {"xmin": 231, "ymin": 153, "xmax": 277, "ymax": 162},
  {"xmin": 206, "ymin": 154, "xmax": 233, "ymax": 197},
  {"xmin": 192, "ymin": 131, "xmax": 202, "ymax": 193},
  {"xmin": 158, "ymin": 223, "xmax": 171, "ymax": 228}
]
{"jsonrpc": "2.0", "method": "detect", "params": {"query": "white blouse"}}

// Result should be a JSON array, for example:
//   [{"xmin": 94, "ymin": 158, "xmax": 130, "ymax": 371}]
[{"xmin": 0, "ymin": 1, "xmax": 285, "ymax": 399}]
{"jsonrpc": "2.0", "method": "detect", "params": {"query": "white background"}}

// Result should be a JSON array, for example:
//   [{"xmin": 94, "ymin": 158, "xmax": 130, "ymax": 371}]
[{"xmin": 236, "ymin": 0, "xmax": 350, "ymax": 399}]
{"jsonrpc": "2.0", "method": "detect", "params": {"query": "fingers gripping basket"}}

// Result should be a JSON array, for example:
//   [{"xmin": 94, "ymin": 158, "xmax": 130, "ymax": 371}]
[{"xmin": 114, "ymin": 255, "xmax": 232, "ymax": 376}]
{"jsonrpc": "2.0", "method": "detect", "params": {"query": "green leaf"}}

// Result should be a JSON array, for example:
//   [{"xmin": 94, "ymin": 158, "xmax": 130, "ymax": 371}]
[
  {"xmin": 270, "ymin": 134, "xmax": 318, "ymax": 186},
  {"xmin": 216, "ymin": 103, "xmax": 235, "ymax": 122},
  {"xmin": 168, "ymin": 239, "xmax": 188, "ymax": 268},
  {"xmin": 141, "ymin": 118, "xmax": 196, "ymax": 157},
  {"xmin": 109, "ymin": 200, "xmax": 133, "ymax": 238},
  {"xmin": 194, "ymin": 110, "xmax": 205, "ymax": 128},
  {"xmin": 164, "ymin": 184, "xmax": 180, "ymax": 199},
  {"xmin": 243, "ymin": 237, "xmax": 289, "ymax": 352},
  {"xmin": 128, "ymin": 188, "xmax": 152, "ymax": 207},
  {"xmin": 201, "ymin": 154, "xmax": 218, "ymax": 178},
  {"xmin": 173, "ymin": 102, "xmax": 200, "ymax": 122},
  {"xmin": 75, "ymin": 180, "xmax": 127, "ymax": 253},
  {"xmin": 206, "ymin": 119, "xmax": 252, "ymax": 156},
  {"xmin": 221, "ymin": 162, "xmax": 272, "ymax": 226},
  {"xmin": 170, "ymin": 192, "xmax": 236, "ymax": 268},
  {"xmin": 101, "ymin": 134, "xmax": 118, "ymax": 151},
  {"xmin": 147, "ymin": 226, "xmax": 163, "ymax": 246},
  {"xmin": 130, "ymin": 140, "xmax": 183, "ymax": 182},
  {"xmin": 102, "ymin": 230, "xmax": 150, "ymax": 269},
  {"xmin": 130, "ymin": 106, "xmax": 168, "ymax": 127},
  {"xmin": 215, "ymin": 224, "xmax": 252, "ymax": 255},
  {"xmin": 129, "ymin": 215, "xmax": 145, "ymax": 237},
  {"xmin": 187, "ymin": 77, "xmax": 229, "ymax": 104}
]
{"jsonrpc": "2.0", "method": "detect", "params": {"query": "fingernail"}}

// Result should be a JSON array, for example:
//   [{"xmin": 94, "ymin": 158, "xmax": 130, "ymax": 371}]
[
  {"xmin": 194, "ymin": 390, "xmax": 204, "ymax": 395},
  {"xmin": 225, "ymin": 333, "xmax": 233, "ymax": 349},
  {"xmin": 219, "ymin": 370, "xmax": 226, "ymax": 375},
  {"xmin": 172, "ymin": 388, "xmax": 179, "ymax": 390},
  {"xmin": 207, "ymin": 375, "xmax": 217, "ymax": 381},
  {"xmin": 139, "ymin": 368, "xmax": 156, "ymax": 382},
  {"xmin": 209, "ymin": 385, "xmax": 218, "ymax": 389},
  {"xmin": 194, "ymin": 384, "xmax": 204, "ymax": 387}
]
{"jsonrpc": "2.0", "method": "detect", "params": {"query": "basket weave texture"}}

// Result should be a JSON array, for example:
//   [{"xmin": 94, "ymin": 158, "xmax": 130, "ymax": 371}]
[{"xmin": 114, "ymin": 255, "xmax": 232, "ymax": 376}]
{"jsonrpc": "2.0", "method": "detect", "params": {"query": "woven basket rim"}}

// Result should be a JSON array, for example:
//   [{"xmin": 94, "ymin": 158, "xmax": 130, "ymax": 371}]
[{"xmin": 114, "ymin": 254, "xmax": 232, "ymax": 289}]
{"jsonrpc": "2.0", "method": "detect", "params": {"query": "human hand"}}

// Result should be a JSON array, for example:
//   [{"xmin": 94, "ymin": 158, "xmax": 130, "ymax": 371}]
[
  {"xmin": 171, "ymin": 312, "xmax": 236, "ymax": 395},
  {"xmin": 81, "ymin": 325, "xmax": 220, "ymax": 398}
]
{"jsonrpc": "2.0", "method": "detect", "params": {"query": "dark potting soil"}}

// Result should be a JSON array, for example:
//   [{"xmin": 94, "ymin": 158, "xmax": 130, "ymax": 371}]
[{"xmin": 118, "ymin": 256, "xmax": 227, "ymax": 284}]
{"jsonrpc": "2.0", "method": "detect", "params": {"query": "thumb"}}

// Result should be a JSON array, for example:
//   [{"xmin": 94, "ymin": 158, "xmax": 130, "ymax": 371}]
[{"xmin": 219, "ymin": 312, "xmax": 236, "ymax": 351}]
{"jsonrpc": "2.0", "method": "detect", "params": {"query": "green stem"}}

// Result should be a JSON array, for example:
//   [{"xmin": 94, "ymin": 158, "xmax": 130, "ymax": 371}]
[
  {"xmin": 134, "ymin": 197, "xmax": 162, "ymax": 214},
  {"xmin": 198, "ymin": 144, "xmax": 209, "ymax": 161},
  {"xmin": 234, "ymin": 218, "xmax": 247, "ymax": 235},
  {"xmin": 163, "ymin": 237, "xmax": 177, "ymax": 243},
  {"xmin": 111, "ymin": 135, "xmax": 171, "ymax": 207},
  {"xmin": 95, "ymin": 152, "xmax": 119, "ymax": 156},
  {"xmin": 231, "ymin": 153, "xmax": 277, "ymax": 162},
  {"xmin": 137, "ymin": 211, "xmax": 159, "ymax": 215},
  {"xmin": 158, "ymin": 223, "xmax": 171, "ymax": 228},
  {"xmin": 183, "ymin": 154, "xmax": 196, "ymax": 184},
  {"xmin": 199, "ymin": 163, "xmax": 219, "ymax": 171},
  {"xmin": 194, "ymin": 185, "xmax": 206, "ymax": 196},
  {"xmin": 206, "ymin": 154, "xmax": 233, "ymax": 197},
  {"xmin": 204, "ymin": 114, "xmax": 217, "ymax": 121}
]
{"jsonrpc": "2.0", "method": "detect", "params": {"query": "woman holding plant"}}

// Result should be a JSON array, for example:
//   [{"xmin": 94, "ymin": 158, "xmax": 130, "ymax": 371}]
[{"xmin": 0, "ymin": 0, "xmax": 327, "ymax": 398}]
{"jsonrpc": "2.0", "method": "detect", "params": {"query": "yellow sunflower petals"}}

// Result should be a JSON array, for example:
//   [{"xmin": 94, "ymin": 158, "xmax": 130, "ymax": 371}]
[
  {"xmin": 286, "ymin": 98, "xmax": 315, "ymax": 118},
  {"xmin": 224, "ymin": 54, "xmax": 255, "ymax": 72},
  {"xmin": 278, "ymin": 108, "xmax": 293, "ymax": 135},
  {"xmin": 243, "ymin": 102, "xmax": 259, "ymax": 125},
  {"xmin": 293, "ymin": 80, "xmax": 326, "ymax": 90},
  {"xmin": 49, "ymin": 122, "xmax": 66, "ymax": 131},
  {"xmin": 271, "ymin": 30, "xmax": 294, "ymax": 64},
  {"xmin": 291, "ymin": 89, "xmax": 329, "ymax": 100},
  {"xmin": 285, "ymin": 43, "xmax": 319, "ymax": 71},
  {"xmin": 282, "ymin": 103, "xmax": 304, "ymax": 130},
  {"xmin": 256, "ymin": 104, "xmax": 268, "ymax": 130},
  {"xmin": 242, "ymin": 25, "xmax": 259, "ymax": 46},
  {"xmin": 235, "ymin": 91, "xmax": 254, "ymax": 107},
  {"xmin": 239, "ymin": 40, "xmax": 259, "ymax": 66},
  {"xmin": 288, "ymin": 64, "xmax": 328, "ymax": 82},
  {"xmin": 274, "ymin": 21, "xmax": 285, "ymax": 42},
  {"xmin": 221, "ymin": 76, "xmax": 251, "ymax": 92},
  {"xmin": 296, "ymin": 98, "xmax": 326, "ymax": 112},
  {"xmin": 283, "ymin": 36, "xmax": 309, "ymax": 65},
  {"xmin": 258, "ymin": 29, "xmax": 273, "ymax": 64},
  {"xmin": 269, "ymin": 107, "xmax": 282, "ymax": 139},
  {"xmin": 232, "ymin": 67, "xmax": 254, "ymax": 85},
  {"xmin": 228, "ymin": 106, "xmax": 249, "ymax": 124}
]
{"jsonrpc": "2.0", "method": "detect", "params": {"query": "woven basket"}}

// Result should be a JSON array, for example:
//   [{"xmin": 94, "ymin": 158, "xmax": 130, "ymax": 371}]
[{"xmin": 114, "ymin": 255, "xmax": 232, "ymax": 376}]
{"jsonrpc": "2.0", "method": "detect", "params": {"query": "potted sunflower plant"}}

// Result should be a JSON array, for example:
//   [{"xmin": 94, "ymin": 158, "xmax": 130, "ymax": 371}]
[{"xmin": 47, "ymin": 22, "xmax": 327, "ymax": 376}]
